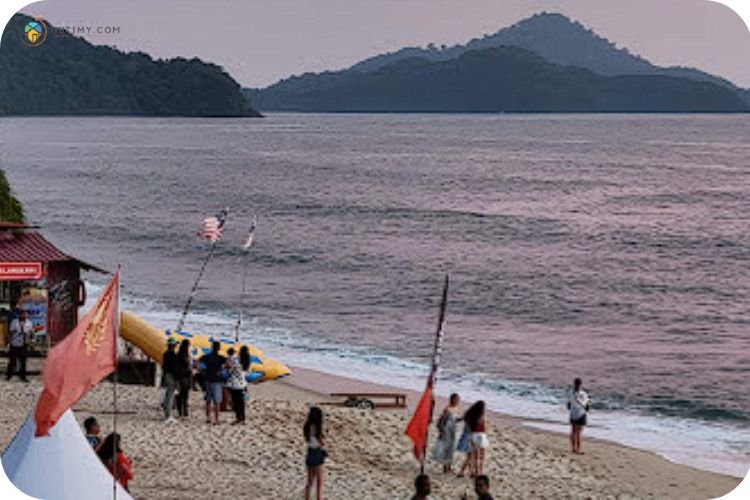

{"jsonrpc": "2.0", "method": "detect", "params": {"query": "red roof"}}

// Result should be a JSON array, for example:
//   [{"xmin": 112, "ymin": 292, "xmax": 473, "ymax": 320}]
[{"xmin": 0, "ymin": 231, "xmax": 105, "ymax": 272}]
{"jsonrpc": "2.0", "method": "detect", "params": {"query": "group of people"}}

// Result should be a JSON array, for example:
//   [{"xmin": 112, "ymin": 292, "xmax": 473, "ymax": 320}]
[
  {"xmin": 83, "ymin": 416, "xmax": 134, "ymax": 491},
  {"xmin": 433, "ymin": 395, "xmax": 490, "ymax": 478},
  {"xmin": 160, "ymin": 339, "xmax": 252, "ymax": 426},
  {"xmin": 80, "ymin": 352, "xmax": 588, "ymax": 500}
]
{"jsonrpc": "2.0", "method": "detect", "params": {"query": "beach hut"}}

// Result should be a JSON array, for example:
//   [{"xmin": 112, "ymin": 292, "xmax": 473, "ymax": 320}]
[
  {"xmin": 1, "ymin": 410, "xmax": 133, "ymax": 500},
  {"xmin": 0, "ymin": 223, "xmax": 104, "ymax": 348}
]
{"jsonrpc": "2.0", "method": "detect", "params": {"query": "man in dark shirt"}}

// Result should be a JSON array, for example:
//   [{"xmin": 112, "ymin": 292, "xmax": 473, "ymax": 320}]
[
  {"xmin": 200, "ymin": 340, "xmax": 226, "ymax": 425},
  {"xmin": 161, "ymin": 337, "xmax": 179, "ymax": 424}
]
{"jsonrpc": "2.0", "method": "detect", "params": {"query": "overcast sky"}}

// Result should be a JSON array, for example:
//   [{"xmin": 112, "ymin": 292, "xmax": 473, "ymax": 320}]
[{"xmin": 20, "ymin": 0, "xmax": 750, "ymax": 88}]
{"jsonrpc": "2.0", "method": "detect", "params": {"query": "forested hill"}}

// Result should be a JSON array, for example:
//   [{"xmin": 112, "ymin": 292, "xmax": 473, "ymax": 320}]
[
  {"xmin": 249, "ymin": 46, "xmax": 749, "ymax": 113},
  {"xmin": 0, "ymin": 14, "xmax": 260, "ymax": 117},
  {"xmin": 248, "ymin": 12, "xmax": 750, "ymax": 113}
]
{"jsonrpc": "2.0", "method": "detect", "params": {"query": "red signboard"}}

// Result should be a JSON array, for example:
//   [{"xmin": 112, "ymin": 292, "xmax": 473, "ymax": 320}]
[{"xmin": 0, "ymin": 262, "xmax": 43, "ymax": 281}]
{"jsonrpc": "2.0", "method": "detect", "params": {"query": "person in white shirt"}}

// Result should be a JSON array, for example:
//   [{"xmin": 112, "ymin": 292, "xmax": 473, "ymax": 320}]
[
  {"xmin": 6, "ymin": 310, "xmax": 33, "ymax": 382},
  {"xmin": 568, "ymin": 377, "xmax": 590, "ymax": 455}
]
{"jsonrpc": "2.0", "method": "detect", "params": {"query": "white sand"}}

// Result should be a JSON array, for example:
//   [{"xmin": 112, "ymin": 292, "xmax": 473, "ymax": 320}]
[{"xmin": 0, "ymin": 364, "xmax": 741, "ymax": 499}]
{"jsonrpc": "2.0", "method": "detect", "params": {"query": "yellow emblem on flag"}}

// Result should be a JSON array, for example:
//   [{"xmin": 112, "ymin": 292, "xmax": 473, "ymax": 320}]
[{"xmin": 83, "ymin": 290, "xmax": 113, "ymax": 355}]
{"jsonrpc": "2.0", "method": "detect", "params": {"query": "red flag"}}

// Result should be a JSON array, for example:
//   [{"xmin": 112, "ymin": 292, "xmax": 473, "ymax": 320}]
[
  {"xmin": 404, "ymin": 275, "xmax": 448, "ymax": 464},
  {"xmin": 405, "ymin": 382, "xmax": 434, "ymax": 462},
  {"xmin": 34, "ymin": 272, "xmax": 119, "ymax": 437}
]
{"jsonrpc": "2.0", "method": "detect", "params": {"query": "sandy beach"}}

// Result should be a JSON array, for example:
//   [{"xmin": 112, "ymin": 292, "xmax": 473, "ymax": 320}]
[{"xmin": 0, "ymin": 361, "xmax": 741, "ymax": 500}]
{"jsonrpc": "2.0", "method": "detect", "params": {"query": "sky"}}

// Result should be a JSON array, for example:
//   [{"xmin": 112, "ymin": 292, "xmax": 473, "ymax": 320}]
[{"xmin": 18, "ymin": 0, "xmax": 750, "ymax": 88}]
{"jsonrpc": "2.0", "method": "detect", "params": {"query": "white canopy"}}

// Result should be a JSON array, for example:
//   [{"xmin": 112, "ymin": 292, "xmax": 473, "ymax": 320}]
[{"xmin": 1, "ymin": 410, "xmax": 133, "ymax": 500}]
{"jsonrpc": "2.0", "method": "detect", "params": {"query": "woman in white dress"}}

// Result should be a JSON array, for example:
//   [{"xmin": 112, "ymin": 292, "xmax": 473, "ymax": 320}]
[{"xmin": 432, "ymin": 393, "xmax": 461, "ymax": 473}]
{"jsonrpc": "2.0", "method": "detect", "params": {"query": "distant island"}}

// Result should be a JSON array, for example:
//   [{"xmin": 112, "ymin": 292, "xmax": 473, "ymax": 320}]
[
  {"xmin": 0, "ymin": 14, "xmax": 260, "ymax": 117},
  {"xmin": 247, "ymin": 12, "xmax": 750, "ymax": 113}
]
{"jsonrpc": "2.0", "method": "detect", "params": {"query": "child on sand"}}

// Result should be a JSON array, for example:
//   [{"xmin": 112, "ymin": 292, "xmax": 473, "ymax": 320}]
[
  {"xmin": 83, "ymin": 416, "xmax": 102, "ymax": 450},
  {"xmin": 412, "ymin": 474, "xmax": 432, "ymax": 500},
  {"xmin": 304, "ymin": 406, "xmax": 327, "ymax": 500},
  {"xmin": 97, "ymin": 433, "xmax": 134, "ymax": 491},
  {"xmin": 432, "ymin": 392, "xmax": 461, "ymax": 473}
]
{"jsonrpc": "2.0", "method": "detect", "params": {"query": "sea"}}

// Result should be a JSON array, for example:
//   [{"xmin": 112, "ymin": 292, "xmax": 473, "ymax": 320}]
[{"xmin": 2, "ymin": 113, "xmax": 749, "ymax": 477}]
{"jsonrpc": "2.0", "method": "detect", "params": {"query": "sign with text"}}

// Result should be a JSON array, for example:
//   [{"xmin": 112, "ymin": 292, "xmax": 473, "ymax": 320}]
[{"xmin": 0, "ymin": 262, "xmax": 43, "ymax": 281}]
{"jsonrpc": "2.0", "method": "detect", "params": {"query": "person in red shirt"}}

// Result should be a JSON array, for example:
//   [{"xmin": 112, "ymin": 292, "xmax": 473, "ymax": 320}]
[{"xmin": 97, "ymin": 433, "xmax": 134, "ymax": 491}]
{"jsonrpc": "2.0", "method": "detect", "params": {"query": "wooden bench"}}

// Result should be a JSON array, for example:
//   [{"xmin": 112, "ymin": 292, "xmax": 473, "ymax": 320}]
[{"xmin": 329, "ymin": 392, "xmax": 407, "ymax": 410}]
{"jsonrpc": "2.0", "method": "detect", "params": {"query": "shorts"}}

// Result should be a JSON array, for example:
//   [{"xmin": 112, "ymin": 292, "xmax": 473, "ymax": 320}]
[
  {"xmin": 471, "ymin": 432, "xmax": 489, "ymax": 450},
  {"xmin": 306, "ymin": 447, "xmax": 327, "ymax": 468},
  {"xmin": 570, "ymin": 414, "xmax": 587, "ymax": 426},
  {"xmin": 204, "ymin": 382, "xmax": 223, "ymax": 404}
]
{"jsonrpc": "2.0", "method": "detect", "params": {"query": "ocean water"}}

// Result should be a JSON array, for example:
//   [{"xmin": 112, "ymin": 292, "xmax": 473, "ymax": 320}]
[{"xmin": 2, "ymin": 113, "xmax": 749, "ymax": 477}]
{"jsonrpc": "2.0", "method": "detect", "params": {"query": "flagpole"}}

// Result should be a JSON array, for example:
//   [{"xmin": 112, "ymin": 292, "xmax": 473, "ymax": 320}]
[
  {"xmin": 113, "ymin": 265, "xmax": 121, "ymax": 500},
  {"xmin": 420, "ymin": 274, "xmax": 449, "ymax": 474},
  {"xmin": 176, "ymin": 208, "xmax": 229, "ymax": 332},
  {"xmin": 176, "ymin": 242, "xmax": 217, "ymax": 332},
  {"xmin": 234, "ymin": 262, "xmax": 248, "ymax": 342}
]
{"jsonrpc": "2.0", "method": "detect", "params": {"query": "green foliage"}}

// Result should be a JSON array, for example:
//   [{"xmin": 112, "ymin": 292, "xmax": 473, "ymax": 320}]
[
  {"xmin": 0, "ymin": 15, "xmax": 260, "ymax": 117},
  {"xmin": 0, "ymin": 169, "xmax": 24, "ymax": 223}
]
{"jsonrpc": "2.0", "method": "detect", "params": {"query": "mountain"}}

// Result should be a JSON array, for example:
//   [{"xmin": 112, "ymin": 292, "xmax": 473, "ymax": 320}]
[
  {"xmin": 248, "ymin": 12, "xmax": 750, "ymax": 113},
  {"xmin": 249, "ymin": 46, "xmax": 748, "ymax": 113},
  {"xmin": 0, "ymin": 14, "xmax": 260, "ymax": 117},
  {"xmin": 351, "ymin": 13, "xmax": 747, "ymax": 97}
]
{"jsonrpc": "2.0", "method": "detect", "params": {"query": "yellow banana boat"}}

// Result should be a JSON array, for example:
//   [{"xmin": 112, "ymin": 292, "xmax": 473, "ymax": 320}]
[{"xmin": 120, "ymin": 310, "xmax": 290, "ymax": 382}]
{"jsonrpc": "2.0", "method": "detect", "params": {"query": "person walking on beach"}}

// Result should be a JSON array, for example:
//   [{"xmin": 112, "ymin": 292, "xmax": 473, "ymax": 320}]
[
  {"xmin": 568, "ymin": 377, "xmax": 590, "ymax": 455},
  {"xmin": 84, "ymin": 416, "xmax": 102, "ymax": 450},
  {"xmin": 6, "ymin": 310, "xmax": 32, "ymax": 382},
  {"xmin": 465, "ymin": 400, "xmax": 489, "ymax": 477},
  {"xmin": 303, "ymin": 406, "xmax": 327, "ymax": 500},
  {"xmin": 97, "ymin": 433, "xmax": 134, "ymax": 491},
  {"xmin": 456, "ymin": 418, "xmax": 472, "ymax": 477},
  {"xmin": 161, "ymin": 337, "xmax": 179, "ymax": 424},
  {"xmin": 411, "ymin": 474, "xmax": 431, "ymax": 500},
  {"xmin": 174, "ymin": 339, "xmax": 193, "ymax": 418},
  {"xmin": 225, "ymin": 347, "xmax": 248, "ymax": 425},
  {"xmin": 200, "ymin": 340, "xmax": 226, "ymax": 425},
  {"xmin": 432, "ymin": 392, "xmax": 461, "ymax": 473}
]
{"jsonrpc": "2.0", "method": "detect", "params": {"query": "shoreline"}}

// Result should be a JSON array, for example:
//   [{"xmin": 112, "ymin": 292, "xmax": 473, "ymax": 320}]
[
  {"xmin": 281, "ymin": 365, "xmax": 745, "ymax": 489},
  {"xmin": 0, "ymin": 360, "xmax": 743, "ymax": 499}
]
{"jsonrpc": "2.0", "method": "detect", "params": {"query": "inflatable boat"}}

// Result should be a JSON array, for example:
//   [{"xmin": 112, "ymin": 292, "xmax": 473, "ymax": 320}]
[{"xmin": 120, "ymin": 311, "xmax": 290, "ymax": 382}]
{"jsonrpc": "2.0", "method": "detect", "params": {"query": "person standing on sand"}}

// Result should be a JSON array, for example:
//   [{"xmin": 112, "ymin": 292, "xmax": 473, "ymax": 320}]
[
  {"xmin": 161, "ymin": 337, "xmax": 179, "ymax": 424},
  {"xmin": 464, "ymin": 400, "xmax": 489, "ymax": 477},
  {"xmin": 84, "ymin": 416, "xmax": 102, "ymax": 451},
  {"xmin": 568, "ymin": 377, "xmax": 590, "ymax": 455},
  {"xmin": 456, "ymin": 418, "xmax": 473, "ymax": 477},
  {"xmin": 200, "ymin": 340, "xmax": 226, "ymax": 425},
  {"xmin": 97, "ymin": 433, "xmax": 134, "ymax": 491},
  {"xmin": 225, "ymin": 347, "xmax": 248, "ymax": 425},
  {"xmin": 175, "ymin": 339, "xmax": 193, "ymax": 419},
  {"xmin": 411, "ymin": 474, "xmax": 431, "ymax": 500},
  {"xmin": 432, "ymin": 392, "xmax": 461, "ymax": 473},
  {"xmin": 6, "ymin": 309, "xmax": 32, "ymax": 382},
  {"xmin": 304, "ymin": 406, "xmax": 327, "ymax": 500}
]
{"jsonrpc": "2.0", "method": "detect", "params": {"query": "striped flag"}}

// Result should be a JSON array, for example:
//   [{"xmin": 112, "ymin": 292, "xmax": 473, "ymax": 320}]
[
  {"xmin": 405, "ymin": 274, "xmax": 449, "ymax": 466},
  {"xmin": 199, "ymin": 210, "xmax": 227, "ymax": 243},
  {"xmin": 243, "ymin": 216, "xmax": 257, "ymax": 250}
]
